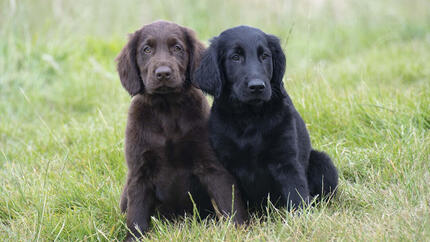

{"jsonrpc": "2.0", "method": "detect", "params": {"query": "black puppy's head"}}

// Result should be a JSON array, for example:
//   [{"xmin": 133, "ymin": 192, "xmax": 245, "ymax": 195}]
[{"xmin": 193, "ymin": 26, "xmax": 286, "ymax": 105}]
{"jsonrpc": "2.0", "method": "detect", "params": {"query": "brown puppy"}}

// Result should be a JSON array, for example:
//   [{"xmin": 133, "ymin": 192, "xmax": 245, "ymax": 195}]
[{"xmin": 116, "ymin": 21, "xmax": 246, "ymax": 241}]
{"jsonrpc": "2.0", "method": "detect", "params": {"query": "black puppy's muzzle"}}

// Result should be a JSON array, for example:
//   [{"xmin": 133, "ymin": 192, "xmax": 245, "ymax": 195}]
[{"xmin": 248, "ymin": 79, "xmax": 266, "ymax": 94}]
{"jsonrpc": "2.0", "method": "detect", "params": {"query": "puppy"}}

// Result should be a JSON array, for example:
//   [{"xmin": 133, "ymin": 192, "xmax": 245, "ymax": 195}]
[
  {"xmin": 193, "ymin": 26, "xmax": 338, "ymax": 211},
  {"xmin": 116, "ymin": 21, "xmax": 246, "ymax": 240}
]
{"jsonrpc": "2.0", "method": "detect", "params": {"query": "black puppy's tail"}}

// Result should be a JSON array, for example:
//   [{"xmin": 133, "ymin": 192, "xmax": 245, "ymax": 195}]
[{"xmin": 307, "ymin": 150, "xmax": 339, "ymax": 200}]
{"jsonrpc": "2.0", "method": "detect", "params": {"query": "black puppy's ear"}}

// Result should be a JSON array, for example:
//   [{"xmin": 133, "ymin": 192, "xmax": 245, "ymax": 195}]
[
  {"xmin": 116, "ymin": 31, "xmax": 143, "ymax": 96},
  {"xmin": 267, "ymin": 34, "xmax": 287, "ymax": 97},
  {"xmin": 182, "ymin": 27, "xmax": 206, "ymax": 84},
  {"xmin": 192, "ymin": 38, "xmax": 223, "ymax": 98}
]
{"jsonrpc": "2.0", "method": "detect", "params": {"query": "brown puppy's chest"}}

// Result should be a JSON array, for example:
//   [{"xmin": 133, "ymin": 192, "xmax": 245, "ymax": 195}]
[
  {"xmin": 127, "ymin": 91, "xmax": 208, "ymax": 153},
  {"xmin": 146, "ymin": 103, "xmax": 200, "ymax": 149},
  {"xmin": 155, "ymin": 111, "xmax": 191, "ymax": 141},
  {"xmin": 128, "ymin": 93, "xmax": 209, "ymax": 207}
]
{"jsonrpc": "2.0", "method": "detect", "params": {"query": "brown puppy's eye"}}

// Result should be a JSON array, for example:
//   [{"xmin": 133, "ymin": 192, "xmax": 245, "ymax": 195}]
[
  {"xmin": 173, "ymin": 44, "xmax": 183, "ymax": 52},
  {"xmin": 231, "ymin": 54, "xmax": 240, "ymax": 61},
  {"xmin": 143, "ymin": 46, "xmax": 152, "ymax": 54}
]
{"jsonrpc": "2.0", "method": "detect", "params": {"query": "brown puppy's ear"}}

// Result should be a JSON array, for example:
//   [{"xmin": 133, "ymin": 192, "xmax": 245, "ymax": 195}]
[
  {"xmin": 266, "ymin": 34, "xmax": 287, "ymax": 97},
  {"xmin": 116, "ymin": 31, "xmax": 143, "ymax": 96},
  {"xmin": 192, "ymin": 37, "xmax": 223, "ymax": 98},
  {"xmin": 182, "ymin": 27, "xmax": 206, "ymax": 84}
]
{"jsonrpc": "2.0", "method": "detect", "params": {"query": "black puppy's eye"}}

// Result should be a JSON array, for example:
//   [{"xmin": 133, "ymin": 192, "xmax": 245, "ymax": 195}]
[
  {"xmin": 143, "ymin": 46, "xmax": 152, "ymax": 54},
  {"xmin": 173, "ymin": 44, "xmax": 183, "ymax": 52},
  {"xmin": 231, "ymin": 54, "xmax": 240, "ymax": 61},
  {"xmin": 261, "ymin": 53, "xmax": 270, "ymax": 60}
]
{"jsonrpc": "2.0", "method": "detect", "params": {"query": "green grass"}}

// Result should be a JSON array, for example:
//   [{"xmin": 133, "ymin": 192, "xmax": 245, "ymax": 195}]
[{"xmin": 1, "ymin": 0, "xmax": 429, "ymax": 240}]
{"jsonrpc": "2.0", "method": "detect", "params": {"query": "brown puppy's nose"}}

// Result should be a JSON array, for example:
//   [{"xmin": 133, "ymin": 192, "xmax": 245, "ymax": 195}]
[{"xmin": 155, "ymin": 66, "xmax": 172, "ymax": 81}]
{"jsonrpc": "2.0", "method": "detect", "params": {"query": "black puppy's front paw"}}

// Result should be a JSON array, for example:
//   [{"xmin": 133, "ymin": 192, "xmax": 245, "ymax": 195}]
[
  {"xmin": 286, "ymin": 196, "xmax": 309, "ymax": 211},
  {"xmin": 124, "ymin": 233, "xmax": 140, "ymax": 242},
  {"xmin": 283, "ymin": 190, "xmax": 310, "ymax": 211}
]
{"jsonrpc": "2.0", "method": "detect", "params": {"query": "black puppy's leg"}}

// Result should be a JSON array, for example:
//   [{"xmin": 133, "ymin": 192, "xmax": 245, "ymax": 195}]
[
  {"xmin": 307, "ymin": 150, "xmax": 338, "ymax": 199},
  {"xmin": 195, "ymin": 164, "xmax": 247, "ymax": 224},
  {"xmin": 120, "ymin": 182, "xmax": 128, "ymax": 213},
  {"xmin": 268, "ymin": 162, "xmax": 310, "ymax": 210},
  {"xmin": 125, "ymin": 176, "xmax": 155, "ymax": 242}
]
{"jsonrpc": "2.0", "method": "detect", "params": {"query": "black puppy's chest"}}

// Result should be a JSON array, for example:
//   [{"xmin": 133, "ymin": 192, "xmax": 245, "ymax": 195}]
[
  {"xmin": 233, "ymin": 125, "xmax": 263, "ymax": 152},
  {"xmin": 214, "ymin": 125, "xmax": 280, "ymax": 202},
  {"xmin": 216, "ymin": 120, "xmax": 268, "ymax": 163}
]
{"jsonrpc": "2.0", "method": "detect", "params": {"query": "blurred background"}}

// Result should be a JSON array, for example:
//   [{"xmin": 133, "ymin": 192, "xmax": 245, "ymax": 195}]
[
  {"xmin": 1, "ymin": 0, "xmax": 429, "ymax": 113},
  {"xmin": 1, "ymin": 0, "xmax": 429, "ymax": 240}
]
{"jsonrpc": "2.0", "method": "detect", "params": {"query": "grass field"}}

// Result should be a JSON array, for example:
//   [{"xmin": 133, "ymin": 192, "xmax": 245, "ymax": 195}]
[{"xmin": 1, "ymin": 0, "xmax": 429, "ymax": 240}]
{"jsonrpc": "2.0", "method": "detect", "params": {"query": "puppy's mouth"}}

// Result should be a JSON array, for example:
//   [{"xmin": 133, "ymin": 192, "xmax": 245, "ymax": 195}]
[
  {"xmin": 247, "ymin": 99, "xmax": 265, "ymax": 105},
  {"xmin": 153, "ymin": 86, "xmax": 178, "ymax": 94}
]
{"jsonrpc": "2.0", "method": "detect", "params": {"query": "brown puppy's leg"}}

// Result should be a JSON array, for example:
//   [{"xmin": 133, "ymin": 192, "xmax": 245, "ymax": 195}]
[
  {"xmin": 125, "ymin": 177, "xmax": 155, "ymax": 242},
  {"xmin": 195, "ymin": 164, "xmax": 247, "ymax": 225}
]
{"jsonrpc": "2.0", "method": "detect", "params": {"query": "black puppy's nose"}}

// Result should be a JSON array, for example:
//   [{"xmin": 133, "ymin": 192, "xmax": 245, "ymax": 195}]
[
  {"xmin": 248, "ymin": 79, "xmax": 266, "ymax": 94},
  {"xmin": 155, "ymin": 66, "xmax": 172, "ymax": 80}
]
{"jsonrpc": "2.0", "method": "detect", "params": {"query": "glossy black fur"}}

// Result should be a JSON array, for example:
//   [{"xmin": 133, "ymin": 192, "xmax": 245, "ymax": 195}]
[{"xmin": 193, "ymin": 26, "xmax": 338, "ymax": 211}]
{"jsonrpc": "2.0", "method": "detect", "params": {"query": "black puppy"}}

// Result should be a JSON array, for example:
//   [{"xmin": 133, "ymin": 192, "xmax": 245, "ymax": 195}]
[{"xmin": 193, "ymin": 26, "xmax": 338, "ymax": 211}]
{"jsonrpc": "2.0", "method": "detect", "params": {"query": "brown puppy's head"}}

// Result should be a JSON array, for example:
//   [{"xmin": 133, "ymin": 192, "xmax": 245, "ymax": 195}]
[{"xmin": 116, "ymin": 21, "xmax": 204, "ymax": 96}]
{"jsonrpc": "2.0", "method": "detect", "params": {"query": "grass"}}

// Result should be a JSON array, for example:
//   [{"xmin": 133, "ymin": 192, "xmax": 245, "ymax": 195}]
[{"xmin": 1, "ymin": 0, "xmax": 429, "ymax": 240}]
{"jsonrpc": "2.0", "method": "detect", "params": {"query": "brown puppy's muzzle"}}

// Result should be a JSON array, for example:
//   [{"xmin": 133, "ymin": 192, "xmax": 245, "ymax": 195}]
[
  {"xmin": 155, "ymin": 66, "xmax": 172, "ymax": 81},
  {"xmin": 145, "ymin": 62, "xmax": 183, "ymax": 94}
]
